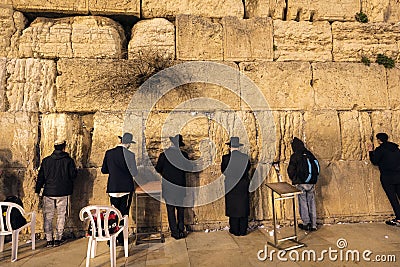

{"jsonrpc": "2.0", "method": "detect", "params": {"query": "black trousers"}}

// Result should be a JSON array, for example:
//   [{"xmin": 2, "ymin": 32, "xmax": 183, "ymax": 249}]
[
  {"xmin": 381, "ymin": 183, "xmax": 400, "ymax": 220},
  {"xmin": 110, "ymin": 192, "xmax": 133, "ymax": 242},
  {"xmin": 229, "ymin": 217, "xmax": 248, "ymax": 236},
  {"xmin": 166, "ymin": 204, "xmax": 184, "ymax": 235}
]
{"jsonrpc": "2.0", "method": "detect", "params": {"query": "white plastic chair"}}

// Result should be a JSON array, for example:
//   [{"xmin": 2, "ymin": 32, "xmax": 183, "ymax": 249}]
[
  {"xmin": 79, "ymin": 205, "xmax": 129, "ymax": 267},
  {"xmin": 0, "ymin": 202, "xmax": 36, "ymax": 262}
]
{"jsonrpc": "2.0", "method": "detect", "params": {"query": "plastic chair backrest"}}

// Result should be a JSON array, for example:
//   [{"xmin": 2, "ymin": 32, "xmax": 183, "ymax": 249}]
[
  {"xmin": 0, "ymin": 202, "xmax": 26, "ymax": 233},
  {"xmin": 79, "ymin": 205, "xmax": 123, "ymax": 239}
]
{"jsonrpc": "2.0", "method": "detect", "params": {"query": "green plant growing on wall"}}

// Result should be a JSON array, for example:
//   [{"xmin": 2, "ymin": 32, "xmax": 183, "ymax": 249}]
[
  {"xmin": 355, "ymin": 12, "xmax": 368, "ymax": 23},
  {"xmin": 361, "ymin": 56, "xmax": 371, "ymax": 66},
  {"xmin": 376, "ymin": 54, "xmax": 395, "ymax": 69}
]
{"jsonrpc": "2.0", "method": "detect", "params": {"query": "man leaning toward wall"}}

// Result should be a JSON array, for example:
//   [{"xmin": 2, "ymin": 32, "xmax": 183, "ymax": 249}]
[
  {"xmin": 368, "ymin": 132, "xmax": 400, "ymax": 226},
  {"xmin": 35, "ymin": 140, "xmax": 77, "ymax": 248},
  {"xmin": 101, "ymin": 132, "xmax": 138, "ymax": 245}
]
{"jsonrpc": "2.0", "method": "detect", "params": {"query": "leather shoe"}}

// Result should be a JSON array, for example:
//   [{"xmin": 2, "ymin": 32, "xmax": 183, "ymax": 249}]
[{"xmin": 171, "ymin": 233, "xmax": 181, "ymax": 240}]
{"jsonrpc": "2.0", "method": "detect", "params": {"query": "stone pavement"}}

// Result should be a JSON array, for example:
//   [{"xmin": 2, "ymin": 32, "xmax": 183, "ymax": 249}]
[{"xmin": 0, "ymin": 222, "xmax": 399, "ymax": 267}]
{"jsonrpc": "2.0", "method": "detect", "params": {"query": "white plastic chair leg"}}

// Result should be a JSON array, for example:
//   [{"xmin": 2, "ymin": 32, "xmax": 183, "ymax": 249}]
[
  {"xmin": 90, "ymin": 239, "xmax": 97, "ymax": 258},
  {"xmin": 0, "ymin": 235, "xmax": 4, "ymax": 252},
  {"xmin": 86, "ymin": 237, "xmax": 92, "ymax": 267},
  {"xmin": 11, "ymin": 231, "xmax": 19, "ymax": 262},
  {"xmin": 31, "ymin": 213, "xmax": 36, "ymax": 250},
  {"xmin": 123, "ymin": 226, "xmax": 128, "ymax": 258},
  {"xmin": 110, "ymin": 237, "xmax": 117, "ymax": 267}
]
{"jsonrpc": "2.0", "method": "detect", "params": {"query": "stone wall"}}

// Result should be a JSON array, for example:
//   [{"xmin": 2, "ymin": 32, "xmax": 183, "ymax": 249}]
[{"xmin": 0, "ymin": 0, "xmax": 400, "ymax": 236}]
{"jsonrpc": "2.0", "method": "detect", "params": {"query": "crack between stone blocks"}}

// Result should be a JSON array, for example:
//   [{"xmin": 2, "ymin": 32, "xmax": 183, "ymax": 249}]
[{"xmin": 337, "ymin": 111, "xmax": 343, "ymax": 160}]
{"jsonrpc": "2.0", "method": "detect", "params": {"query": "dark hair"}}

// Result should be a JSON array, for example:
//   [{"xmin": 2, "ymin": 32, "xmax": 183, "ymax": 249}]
[
  {"xmin": 54, "ymin": 142, "xmax": 66, "ymax": 151},
  {"xmin": 376, "ymin": 132, "xmax": 389, "ymax": 143}
]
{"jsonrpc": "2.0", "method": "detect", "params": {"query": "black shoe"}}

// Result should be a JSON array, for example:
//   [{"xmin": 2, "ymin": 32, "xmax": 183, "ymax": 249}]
[
  {"xmin": 385, "ymin": 219, "xmax": 400, "ymax": 226},
  {"xmin": 171, "ymin": 232, "xmax": 181, "ymax": 240},
  {"xmin": 310, "ymin": 226, "xmax": 317, "ymax": 231},
  {"xmin": 298, "ymin": 224, "xmax": 309, "ymax": 231},
  {"xmin": 46, "ymin": 241, "xmax": 54, "ymax": 248},
  {"xmin": 54, "ymin": 238, "xmax": 67, "ymax": 247},
  {"xmin": 179, "ymin": 231, "xmax": 186, "ymax": 239}
]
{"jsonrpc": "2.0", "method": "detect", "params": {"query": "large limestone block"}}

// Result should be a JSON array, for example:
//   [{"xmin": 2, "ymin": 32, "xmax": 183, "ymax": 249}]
[
  {"xmin": 56, "ymin": 59, "xmax": 140, "ymax": 112},
  {"xmin": 89, "ymin": 112, "xmax": 143, "ymax": 167},
  {"xmin": 317, "ymin": 161, "xmax": 376, "ymax": 218},
  {"xmin": 128, "ymin": 18, "xmax": 175, "ymax": 60},
  {"xmin": 370, "ymin": 111, "xmax": 393, "ymax": 145},
  {"xmin": 89, "ymin": 0, "xmax": 139, "ymax": 16},
  {"xmin": 273, "ymin": 20, "xmax": 332, "ymax": 62},
  {"xmin": 387, "ymin": 68, "xmax": 400, "ymax": 110},
  {"xmin": 12, "ymin": 0, "xmax": 88, "ymax": 14},
  {"xmin": 244, "ymin": 0, "xmax": 285, "ymax": 19},
  {"xmin": 304, "ymin": 111, "xmax": 341, "ymax": 161},
  {"xmin": 312, "ymin": 63, "xmax": 388, "ymax": 110},
  {"xmin": 339, "ymin": 111, "xmax": 362, "ymax": 160},
  {"xmin": 40, "ymin": 113, "xmax": 93, "ymax": 168},
  {"xmin": 18, "ymin": 16, "xmax": 125, "ymax": 59},
  {"xmin": 363, "ymin": 0, "xmax": 400, "ymax": 23},
  {"xmin": 239, "ymin": 62, "xmax": 313, "ymax": 110},
  {"xmin": 4, "ymin": 58, "xmax": 56, "ymax": 112},
  {"xmin": 0, "ymin": 58, "xmax": 5, "ymax": 111},
  {"xmin": 359, "ymin": 112, "xmax": 373, "ymax": 160},
  {"xmin": 332, "ymin": 22, "xmax": 400, "ymax": 62},
  {"xmin": 286, "ymin": 0, "xmax": 360, "ymax": 21},
  {"xmin": 0, "ymin": 112, "xmax": 38, "ymax": 168},
  {"xmin": 222, "ymin": 17, "xmax": 273, "ymax": 61},
  {"xmin": 0, "ymin": 8, "xmax": 26, "ymax": 57},
  {"xmin": 176, "ymin": 15, "xmax": 223, "ymax": 60},
  {"xmin": 392, "ymin": 111, "xmax": 400, "ymax": 144},
  {"xmin": 141, "ymin": 0, "xmax": 244, "ymax": 19}
]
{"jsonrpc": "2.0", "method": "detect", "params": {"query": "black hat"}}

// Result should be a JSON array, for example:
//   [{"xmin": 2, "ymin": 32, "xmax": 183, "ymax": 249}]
[
  {"xmin": 376, "ymin": 132, "xmax": 389, "ymax": 143},
  {"xmin": 169, "ymin": 134, "xmax": 185, "ymax": 147},
  {"xmin": 118, "ymin": 133, "xmax": 136, "ymax": 144},
  {"xmin": 225, "ymin": 137, "xmax": 243, "ymax": 148}
]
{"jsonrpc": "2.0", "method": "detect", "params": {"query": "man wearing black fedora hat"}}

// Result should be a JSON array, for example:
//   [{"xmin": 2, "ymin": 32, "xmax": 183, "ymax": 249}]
[
  {"xmin": 101, "ymin": 133, "xmax": 138, "ymax": 244},
  {"xmin": 155, "ymin": 134, "xmax": 191, "ymax": 239},
  {"xmin": 221, "ymin": 137, "xmax": 251, "ymax": 236}
]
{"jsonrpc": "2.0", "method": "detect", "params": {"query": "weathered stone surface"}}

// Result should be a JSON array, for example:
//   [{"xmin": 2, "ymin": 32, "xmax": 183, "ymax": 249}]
[
  {"xmin": 0, "ymin": 112, "xmax": 38, "ymax": 168},
  {"xmin": 4, "ymin": 58, "xmax": 56, "ymax": 112},
  {"xmin": 391, "ymin": 111, "xmax": 400, "ymax": 144},
  {"xmin": 339, "ymin": 111, "xmax": 362, "ymax": 160},
  {"xmin": 18, "ymin": 16, "xmax": 125, "ymax": 59},
  {"xmin": 317, "ymin": 161, "xmax": 383, "ymax": 218},
  {"xmin": 240, "ymin": 62, "xmax": 313, "ymax": 110},
  {"xmin": 222, "ymin": 17, "xmax": 273, "ymax": 61},
  {"xmin": 273, "ymin": 20, "xmax": 332, "ymax": 62},
  {"xmin": 370, "ymin": 111, "xmax": 393, "ymax": 147},
  {"xmin": 89, "ymin": 112, "xmax": 143, "ymax": 167},
  {"xmin": 312, "ymin": 63, "xmax": 388, "ymax": 110},
  {"xmin": 363, "ymin": 0, "xmax": 400, "ymax": 23},
  {"xmin": 0, "ymin": 58, "xmax": 6, "ymax": 111},
  {"xmin": 56, "ymin": 59, "xmax": 140, "ymax": 112},
  {"xmin": 128, "ymin": 18, "xmax": 175, "ymax": 60},
  {"xmin": 286, "ymin": 0, "xmax": 360, "ymax": 21},
  {"xmin": 176, "ymin": 15, "xmax": 223, "ymax": 61},
  {"xmin": 88, "ymin": 0, "xmax": 139, "ymax": 16},
  {"xmin": 12, "ymin": 0, "xmax": 88, "ymax": 14},
  {"xmin": 40, "ymin": 113, "xmax": 93, "ymax": 168},
  {"xmin": 332, "ymin": 22, "xmax": 400, "ymax": 62},
  {"xmin": 245, "ymin": 0, "xmax": 285, "ymax": 19},
  {"xmin": 359, "ymin": 112, "xmax": 373, "ymax": 160},
  {"xmin": 304, "ymin": 111, "xmax": 341, "ymax": 161},
  {"xmin": 0, "ymin": 8, "xmax": 26, "ymax": 57},
  {"xmin": 141, "ymin": 0, "xmax": 244, "ymax": 19},
  {"xmin": 387, "ymin": 67, "xmax": 400, "ymax": 110}
]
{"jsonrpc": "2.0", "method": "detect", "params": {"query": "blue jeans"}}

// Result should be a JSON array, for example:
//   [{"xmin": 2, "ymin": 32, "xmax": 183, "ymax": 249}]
[{"xmin": 296, "ymin": 184, "xmax": 317, "ymax": 228}]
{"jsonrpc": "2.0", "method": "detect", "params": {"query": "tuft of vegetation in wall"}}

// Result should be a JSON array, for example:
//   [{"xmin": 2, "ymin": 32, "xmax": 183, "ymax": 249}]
[
  {"xmin": 355, "ymin": 12, "xmax": 368, "ymax": 23},
  {"xmin": 361, "ymin": 56, "xmax": 371, "ymax": 66},
  {"xmin": 376, "ymin": 54, "xmax": 395, "ymax": 69}
]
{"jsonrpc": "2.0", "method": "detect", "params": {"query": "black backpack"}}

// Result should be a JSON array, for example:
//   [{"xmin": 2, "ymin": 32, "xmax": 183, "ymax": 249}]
[
  {"xmin": 2, "ymin": 196, "xmax": 27, "ymax": 230},
  {"xmin": 297, "ymin": 152, "xmax": 320, "ymax": 184}
]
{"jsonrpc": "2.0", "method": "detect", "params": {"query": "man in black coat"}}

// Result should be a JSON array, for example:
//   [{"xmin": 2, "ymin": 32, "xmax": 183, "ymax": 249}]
[
  {"xmin": 221, "ymin": 137, "xmax": 251, "ymax": 236},
  {"xmin": 101, "ymin": 133, "xmax": 138, "ymax": 243},
  {"xmin": 368, "ymin": 132, "xmax": 400, "ymax": 226},
  {"xmin": 287, "ymin": 137, "xmax": 319, "ymax": 232},
  {"xmin": 36, "ymin": 140, "xmax": 77, "ymax": 248},
  {"xmin": 155, "ymin": 134, "xmax": 190, "ymax": 240}
]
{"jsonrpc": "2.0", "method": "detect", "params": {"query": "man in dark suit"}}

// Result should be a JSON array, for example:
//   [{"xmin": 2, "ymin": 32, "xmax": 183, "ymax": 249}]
[
  {"xmin": 221, "ymin": 137, "xmax": 251, "ymax": 236},
  {"xmin": 155, "ymin": 134, "xmax": 190, "ymax": 240},
  {"xmin": 101, "ymin": 132, "xmax": 138, "ymax": 243}
]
